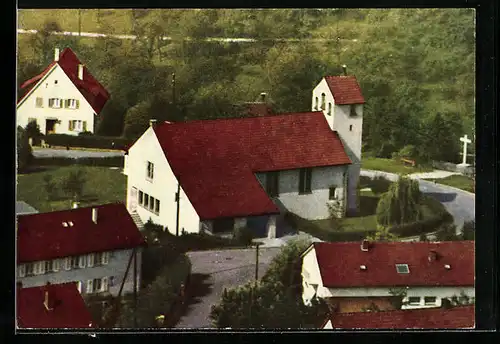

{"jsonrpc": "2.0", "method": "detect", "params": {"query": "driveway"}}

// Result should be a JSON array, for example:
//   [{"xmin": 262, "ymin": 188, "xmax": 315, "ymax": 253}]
[
  {"xmin": 361, "ymin": 170, "xmax": 475, "ymax": 233},
  {"xmin": 176, "ymin": 248, "xmax": 281, "ymax": 329},
  {"xmin": 32, "ymin": 148, "xmax": 124, "ymax": 159}
]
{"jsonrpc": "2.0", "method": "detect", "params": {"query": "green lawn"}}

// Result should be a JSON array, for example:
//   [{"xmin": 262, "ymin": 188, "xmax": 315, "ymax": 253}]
[
  {"xmin": 17, "ymin": 165, "xmax": 126, "ymax": 212},
  {"xmin": 361, "ymin": 156, "xmax": 434, "ymax": 175},
  {"xmin": 426, "ymin": 175, "xmax": 475, "ymax": 193}
]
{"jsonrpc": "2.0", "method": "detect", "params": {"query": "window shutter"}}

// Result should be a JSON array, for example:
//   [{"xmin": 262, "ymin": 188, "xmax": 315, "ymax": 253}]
[
  {"xmin": 52, "ymin": 259, "xmax": 60, "ymax": 272},
  {"xmin": 76, "ymin": 100, "xmax": 80, "ymax": 109},
  {"xmin": 64, "ymin": 257, "xmax": 71, "ymax": 270},
  {"xmin": 102, "ymin": 277, "xmax": 109, "ymax": 292},
  {"xmin": 87, "ymin": 254, "xmax": 94, "ymax": 267},
  {"xmin": 48, "ymin": 99, "xmax": 53, "ymax": 107},
  {"xmin": 64, "ymin": 99, "xmax": 69, "ymax": 108},
  {"xmin": 69, "ymin": 121, "xmax": 73, "ymax": 131},
  {"xmin": 83, "ymin": 121, "xmax": 87, "ymax": 131},
  {"xmin": 18, "ymin": 264, "xmax": 26, "ymax": 278},
  {"xmin": 78, "ymin": 256, "xmax": 86, "ymax": 268},
  {"xmin": 101, "ymin": 252, "xmax": 109, "ymax": 265},
  {"xmin": 39, "ymin": 261, "xmax": 46, "ymax": 274},
  {"xmin": 76, "ymin": 281, "xmax": 82, "ymax": 293},
  {"xmin": 86, "ymin": 279, "xmax": 94, "ymax": 294}
]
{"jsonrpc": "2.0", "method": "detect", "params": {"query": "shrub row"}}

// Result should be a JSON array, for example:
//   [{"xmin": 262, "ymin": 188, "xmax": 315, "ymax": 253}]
[
  {"xmin": 284, "ymin": 212, "xmax": 376, "ymax": 242},
  {"xmin": 388, "ymin": 196, "xmax": 453, "ymax": 237},
  {"xmin": 33, "ymin": 156, "xmax": 124, "ymax": 167},
  {"xmin": 44, "ymin": 134, "xmax": 134, "ymax": 150}
]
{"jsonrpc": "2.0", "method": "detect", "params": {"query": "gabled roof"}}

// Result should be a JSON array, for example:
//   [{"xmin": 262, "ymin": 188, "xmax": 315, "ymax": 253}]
[
  {"xmin": 17, "ymin": 282, "xmax": 96, "ymax": 329},
  {"xmin": 324, "ymin": 306, "xmax": 474, "ymax": 329},
  {"xmin": 312, "ymin": 241, "xmax": 474, "ymax": 288},
  {"xmin": 324, "ymin": 76, "xmax": 365, "ymax": 105},
  {"xmin": 17, "ymin": 203, "xmax": 146, "ymax": 263},
  {"xmin": 18, "ymin": 48, "xmax": 110, "ymax": 114},
  {"xmin": 151, "ymin": 112, "xmax": 351, "ymax": 220}
]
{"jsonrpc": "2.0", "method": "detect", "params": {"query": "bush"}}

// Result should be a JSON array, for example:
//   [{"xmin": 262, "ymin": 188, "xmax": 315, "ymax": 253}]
[
  {"xmin": 233, "ymin": 226, "xmax": 255, "ymax": 246},
  {"xmin": 44, "ymin": 133, "xmax": 134, "ymax": 150},
  {"xmin": 33, "ymin": 156, "xmax": 124, "ymax": 167},
  {"xmin": 369, "ymin": 176, "xmax": 392, "ymax": 195},
  {"xmin": 17, "ymin": 126, "xmax": 33, "ymax": 173}
]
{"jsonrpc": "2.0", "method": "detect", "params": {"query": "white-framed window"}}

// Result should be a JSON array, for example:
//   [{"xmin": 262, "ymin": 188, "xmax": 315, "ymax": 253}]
[
  {"xmin": 87, "ymin": 254, "xmax": 95, "ymax": 267},
  {"xmin": 86, "ymin": 279, "xmax": 94, "ymax": 294},
  {"xmin": 149, "ymin": 195, "xmax": 154, "ymax": 211},
  {"xmin": 154, "ymin": 199, "xmax": 160, "ymax": 215},
  {"xmin": 71, "ymin": 256, "xmax": 80, "ymax": 269},
  {"xmin": 18, "ymin": 264, "xmax": 26, "ymax": 278},
  {"xmin": 321, "ymin": 93, "xmax": 326, "ymax": 110},
  {"xmin": 94, "ymin": 278, "xmax": 102, "ymax": 293},
  {"xmin": 45, "ymin": 260, "xmax": 53, "ymax": 273},
  {"xmin": 329, "ymin": 186, "xmax": 337, "ymax": 200},
  {"xmin": 33, "ymin": 261, "xmax": 45, "ymax": 275},
  {"xmin": 101, "ymin": 252, "xmax": 110, "ymax": 265},
  {"xmin": 65, "ymin": 99, "xmax": 80, "ymax": 109},
  {"xmin": 69, "ymin": 120, "xmax": 87, "ymax": 132},
  {"xmin": 102, "ymin": 277, "xmax": 109, "ymax": 292},
  {"xmin": 314, "ymin": 96, "xmax": 319, "ymax": 110},
  {"xmin": 138, "ymin": 191, "xmax": 144, "ymax": 205},
  {"xmin": 396, "ymin": 264, "xmax": 410, "ymax": 274},
  {"xmin": 25, "ymin": 263, "xmax": 34, "ymax": 276},
  {"xmin": 64, "ymin": 257, "xmax": 71, "ymax": 270},
  {"xmin": 78, "ymin": 255, "xmax": 86, "ymax": 268},
  {"xmin": 35, "ymin": 97, "xmax": 43, "ymax": 108},
  {"xmin": 48, "ymin": 98, "xmax": 62, "ymax": 108},
  {"xmin": 298, "ymin": 168, "xmax": 312, "ymax": 194},
  {"xmin": 327, "ymin": 102, "xmax": 332, "ymax": 116},
  {"xmin": 144, "ymin": 193, "xmax": 149, "ymax": 208},
  {"xmin": 424, "ymin": 296, "xmax": 437, "ymax": 305},
  {"xmin": 52, "ymin": 259, "xmax": 60, "ymax": 272},
  {"xmin": 146, "ymin": 161, "xmax": 154, "ymax": 180},
  {"xmin": 408, "ymin": 296, "xmax": 421, "ymax": 306}
]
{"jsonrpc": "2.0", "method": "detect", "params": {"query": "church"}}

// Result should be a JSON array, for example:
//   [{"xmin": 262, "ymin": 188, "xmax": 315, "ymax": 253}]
[{"xmin": 123, "ymin": 70, "xmax": 365, "ymax": 238}]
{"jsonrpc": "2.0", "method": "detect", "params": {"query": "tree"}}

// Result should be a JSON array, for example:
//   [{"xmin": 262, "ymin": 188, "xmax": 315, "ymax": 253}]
[
  {"xmin": 376, "ymin": 175, "xmax": 422, "ymax": 226},
  {"xmin": 365, "ymin": 224, "xmax": 398, "ymax": 242},
  {"xmin": 442, "ymin": 291, "xmax": 475, "ymax": 309},
  {"xmin": 435, "ymin": 223, "xmax": 458, "ymax": 241},
  {"xmin": 62, "ymin": 168, "xmax": 86, "ymax": 201},
  {"xmin": 419, "ymin": 233, "xmax": 428, "ymax": 242},
  {"xmin": 17, "ymin": 126, "xmax": 33, "ymax": 173},
  {"xmin": 461, "ymin": 220, "xmax": 475, "ymax": 240},
  {"xmin": 25, "ymin": 121, "xmax": 42, "ymax": 142},
  {"xmin": 388, "ymin": 287, "xmax": 408, "ymax": 310}
]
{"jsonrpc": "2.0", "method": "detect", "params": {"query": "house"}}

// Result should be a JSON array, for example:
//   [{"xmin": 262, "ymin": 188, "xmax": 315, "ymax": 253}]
[
  {"xmin": 301, "ymin": 241, "xmax": 475, "ymax": 313},
  {"xmin": 312, "ymin": 69, "xmax": 365, "ymax": 214},
  {"xmin": 17, "ymin": 47, "xmax": 110, "ymax": 136},
  {"xmin": 321, "ymin": 305, "xmax": 475, "ymax": 329},
  {"xmin": 17, "ymin": 203, "xmax": 146, "ymax": 298},
  {"xmin": 16, "ymin": 201, "xmax": 39, "ymax": 215},
  {"xmin": 123, "ymin": 72, "xmax": 364, "ymax": 238},
  {"xmin": 124, "ymin": 111, "xmax": 352, "ymax": 239},
  {"xmin": 17, "ymin": 281, "xmax": 96, "ymax": 329}
]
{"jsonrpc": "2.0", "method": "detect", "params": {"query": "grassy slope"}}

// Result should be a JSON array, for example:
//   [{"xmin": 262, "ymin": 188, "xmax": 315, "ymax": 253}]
[
  {"xmin": 17, "ymin": 165, "xmax": 126, "ymax": 212},
  {"xmin": 425, "ymin": 175, "xmax": 475, "ymax": 193},
  {"xmin": 361, "ymin": 156, "xmax": 434, "ymax": 175}
]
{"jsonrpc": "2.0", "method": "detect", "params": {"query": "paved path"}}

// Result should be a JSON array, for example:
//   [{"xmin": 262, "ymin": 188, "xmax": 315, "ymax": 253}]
[
  {"xmin": 32, "ymin": 148, "xmax": 124, "ymax": 159},
  {"xmin": 176, "ymin": 248, "xmax": 281, "ymax": 329},
  {"xmin": 361, "ymin": 169, "xmax": 475, "ymax": 233}
]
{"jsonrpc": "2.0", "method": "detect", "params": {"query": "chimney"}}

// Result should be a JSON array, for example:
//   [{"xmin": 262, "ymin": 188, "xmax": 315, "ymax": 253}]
[
  {"xmin": 260, "ymin": 92, "xmax": 267, "ymax": 102},
  {"xmin": 361, "ymin": 239, "xmax": 370, "ymax": 252},
  {"xmin": 78, "ymin": 64, "xmax": 84, "ymax": 80},
  {"xmin": 92, "ymin": 208, "xmax": 98, "ymax": 224},
  {"xmin": 150, "ymin": 119, "xmax": 157, "ymax": 127},
  {"xmin": 54, "ymin": 48, "xmax": 60, "ymax": 62},
  {"xmin": 72, "ymin": 201, "xmax": 79, "ymax": 209},
  {"xmin": 428, "ymin": 250, "xmax": 438, "ymax": 262},
  {"xmin": 342, "ymin": 64, "xmax": 347, "ymax": 76}
]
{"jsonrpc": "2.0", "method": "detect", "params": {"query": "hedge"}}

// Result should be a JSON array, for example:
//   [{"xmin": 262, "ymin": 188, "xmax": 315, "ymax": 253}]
[
  {"xmin": 44, "ymin": 134, "xmax": 134, "ymax": 150},
  {"xmin": 33, "ymin": 156, "xmax": 124, "ymax": 167}
]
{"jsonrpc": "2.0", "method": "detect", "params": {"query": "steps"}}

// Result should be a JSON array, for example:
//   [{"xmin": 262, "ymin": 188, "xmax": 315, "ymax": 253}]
[{"xmin": 130, "ymin": 211, "xmax": 144, "ymax": 231}]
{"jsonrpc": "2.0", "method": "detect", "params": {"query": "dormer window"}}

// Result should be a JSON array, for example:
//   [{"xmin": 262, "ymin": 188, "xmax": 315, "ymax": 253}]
[
  {"xmin": 321, "ymin": 93, "xmax": 326, "ymax": 110},
  {"xmin": 350, "ymin": 105, "xmax": 357, "ymax": 117},
  {"xmin": 396, "ymin": 264, "xmax": 410, "ymax": 274}
]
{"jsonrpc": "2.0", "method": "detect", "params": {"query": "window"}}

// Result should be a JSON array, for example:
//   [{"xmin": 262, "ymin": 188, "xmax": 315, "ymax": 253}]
[
  {"xmin": 69, "ymin": 120, "xmax": 86, "ymax": 132},
  {"xmin": 18, "ymin": 264, "xmax": 26, "ymax": 278},
  {"xmin": 329, "ymin": 187, "xmax": 337, "ymax": 200},
  {"xmin": 65, "ymin": 99, "xmax": 79, "ymax": 109},
  {"xmin": 321, "ymin": 93, "xmax": 326, "ymax": 110},
  {"xmin": 149, "ymin": 195, "xmax": 155, "ymax": 211},
  {"xmin": 71, "ymin": 256, "xmax": 80, "ymax": 269},
  {"xmin": 314, "ymin": 96, "xmax": 319, "ymax": 110},
  {"xmin": 48, "ymin": 98, "xmax": 62, "ymax": 108},
  {"xmin": 146, "ymin": 161, "xmax": 154, "ymax": 180},
  {"xmin": 109, "ymin": 276, "xmax": 115, "ymax": 287},
  {"xmin": 138, "ymin": 191, "xmax": 144, "ymax": 205},
  {"xmin": 25, "ymin": 263, "xmax": 34, "ymax": 276},
  {"xmin": 424, "ymin": 296, "xmax": 437, "ymax": 305},
  {"xmin": 396, "ymin": 264, "xmax": 410, "ymax": 274},
  {"xmin": 350, "ymin": 105, "xmax": 357, "ymax": 117},
  {"xmin": 155, "ymin": 199, "xmax": 160, "ymax": 214},
  {"xmin": 35, "ymin": 97, "xmax": 43, "ymax": 108},
  {"xmin": 45, "ymin": 260, "xmax": 53, "ymax": 273},
  {"xmin": 54, "ymin": 80, "xmax": 58, "ymax": 84},
  {"xmin": 299, "ymin": 168, "xmax": 312, "ymax": 194},
  {"xmin": 94, "ymin": 278, "xmax": 102, "ymax": 293},
  {"xmin": 101, "ymin": 252, "xmax": 109, "ymax": 265},
  {"xmin": 94, "ymin": 252, "xmax": 103, "ymax": 265},
  {"xmin": 33, "ymin": 261, "xmax": 45, "ymax": 275},
  {"xmin": 327, "ymin": 102, "xmax": 332, "ymax": 116},
  {"xmin": 408, "ymin": 297, "xmax": 421, "ymax": 305},
  {"xmin": 87, "ymin": 254, "xmax": 95, "ymax": 267},
  {"xmin": 102, "ymin": 277, "xmax": 109, "ymax": 292},
  {"xmin": 266, "ymin": 171, "xmax": 279, "ymax": 197},
  {"xmin": 52, "ymin": 259, "xmax": 60, "ymax": 272},
  {"xmin": 349, "ymin": 125, "xmax": 353, "ymax": 131},
  {"xmin": 144, "ymin": 193, "xmax": 149, "ymax": 208},
  {"xmin": 64, "ymin": 257, "xmax": 71, "ymax": 270}
]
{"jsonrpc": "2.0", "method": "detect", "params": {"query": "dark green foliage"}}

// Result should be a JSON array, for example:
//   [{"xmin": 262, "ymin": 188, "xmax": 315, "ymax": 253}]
[
  {"xmin": 435, "ymin": 223, "xmax": 459, "ymax": 241},
  {"xmin": 376, "ymin": 175, "xmax": 422, "ymax": 226},
  {"xmin": 17, "ymin": 126, "xmax": 33, "ymax": 173},
  {"xmin": 369, "ymin": 176, "xmax": 392, "ymax": 195},
  {"xmin": 442, "ymin": 291, "xmax": 475, "ymax": 309},
  {"xmin": 33, "ymin": 156, "xmax": 124, "ymax": 167},
  {"xmin": 25, "ymin": 121, "xmax": 42, "ymax": 140},
  {"xmin": 388, "ymin": 287, "xmax": 408, "ymax": 310},
  {"xmin": 461, "ymin": 220, "xmax": 475, "ymax": 240},
  {"xmin": 365, "ymin": 224, "xmax": 398, "ymax": 242},
  {"xmin": 42, "ymin": 174, "xmax": 57, "ymax": 201},
  {"xmin": 44, "ymin": 134, "xmax": 133, "ymax": 150},
  {"xmin": 232, "ymin": 226, "xmax": 255, "ymax": 246},
  {"xmin": 419, "ymin": 233, "xmax": 428, "ymax": 242},
  {"xmin": 62, "ymin": 168, "xmax": 86, "ymax": 201}
]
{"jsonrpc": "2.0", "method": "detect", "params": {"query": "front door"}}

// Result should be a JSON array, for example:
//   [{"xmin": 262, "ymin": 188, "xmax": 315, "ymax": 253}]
[
  {"xmin": 45, "ymin": 119, "xmax": 57, "ymax": 135},
  {"xmin": 129, "ymin": 187, "xmax": 138, "ymax": 212}
]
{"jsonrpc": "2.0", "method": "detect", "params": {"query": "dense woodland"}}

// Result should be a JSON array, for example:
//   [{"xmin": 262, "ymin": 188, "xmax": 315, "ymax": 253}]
[{"xmin": 17, "ymin": 9, "xmax": 475, "ymax": 163}]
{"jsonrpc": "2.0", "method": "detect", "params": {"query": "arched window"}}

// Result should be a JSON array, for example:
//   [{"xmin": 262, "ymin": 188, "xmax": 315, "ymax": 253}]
[
  {"xmin": 327, "ymin": 103, "xmax": 332, "ymax": 116},
  {"xmin": 315, "ymin": 97, "xmax": 319, "ymax": 110},
  {"xmin": 321, "ymin": 93, "xmax": 326, "ymax": 110}
]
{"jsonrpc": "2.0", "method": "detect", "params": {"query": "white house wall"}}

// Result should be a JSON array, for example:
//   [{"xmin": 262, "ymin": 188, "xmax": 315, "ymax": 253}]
[
  {"xmin": 17, "ymin": 65, "xmax": 96, "ymax": 135},
  {"xmin": 17, "ymin": 248, "xmax": 141, "ymax": 297},
  {"xmin": 125, "ymin": 127, "xmax": 200, "ymax": 234},
  {"xmin": 256, "ymin": 165, "xmax": 348, "ymax": 220}
]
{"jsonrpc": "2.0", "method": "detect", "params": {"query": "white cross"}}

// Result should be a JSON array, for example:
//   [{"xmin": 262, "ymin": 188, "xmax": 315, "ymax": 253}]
[{"xmin": 460, "ymin": 134, "xmax": 472, "ymax": 165}]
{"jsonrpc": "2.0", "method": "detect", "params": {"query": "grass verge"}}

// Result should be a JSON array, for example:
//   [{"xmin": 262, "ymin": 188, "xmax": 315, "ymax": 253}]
[
  {"xmin": 425, "ymin": 175, "xmax": 475, "ymax": 193},
  {"xmin": 362, "ymin": 156, "xmax": 433, "ymax": 175}
]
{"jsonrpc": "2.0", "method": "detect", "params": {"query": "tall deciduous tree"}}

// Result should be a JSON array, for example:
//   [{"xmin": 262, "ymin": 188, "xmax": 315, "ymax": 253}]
[{"xmin": 17, "ymin": 126, "xmax": 33, "ymax": 173}]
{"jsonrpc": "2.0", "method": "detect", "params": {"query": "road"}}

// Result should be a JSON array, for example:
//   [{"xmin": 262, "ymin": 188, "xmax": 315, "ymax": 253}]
[
  {"xmin": 176, "ymin": 248, "xmax": 281, "ymax": 329},
  {"xmin": 32, "ymin": 148, "xmax": 124, "ymax": 159},
  {"xmin": 361, "ymin": 170, "xmax": 475, "ymax": 233}
]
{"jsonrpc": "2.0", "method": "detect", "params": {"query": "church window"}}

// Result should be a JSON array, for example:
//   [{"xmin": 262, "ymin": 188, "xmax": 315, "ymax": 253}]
[
  {"xmin": 350, "ymin": 105, "xmax": 357, "ymax": 116},
  {"xmin": 321, "ymin": 93, "xmax": 326, "ymax": 110},
  {"xmin": 329, "ymin": 187, "xmax": 337, "ymax": 200},
  {"xmin": 315, "ymin": 97, "xmax": 319, "ymax": 110},
  {"xmin": 327, "ymin": 103, "xmax": 332, "ymax": 116},
  {"xmin": 299, "ymin": 168, "xmax": 312, "ymax": 194},
  {"xmin": 349, "ymin": 125, "xmax": 353, "ymax": 131}
]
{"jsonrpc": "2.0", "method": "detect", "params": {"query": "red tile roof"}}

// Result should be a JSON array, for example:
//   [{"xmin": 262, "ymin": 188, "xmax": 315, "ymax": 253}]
[
  {"xmin": 312, "ymin": 241, "xmax": 474, "ymax": 288},
  {"xmin": 324, "ymin": 306, "xmax": 475, "ymax": 329},
  {"xmin": 17, "ymin": 282, "xmax": 96, "ymax": 329},
  {"xmin": 18, "ymin": 48, "xmax": 110, "ymax": 114},
  {"xmin": 325, "ymin": 76, "xmax": 365, "ymax": 105},
  {"xmin": 152, "ymin": 112, "xmax": 351, "ymax": 219},
  {"xmin": 17, "ymin": 203, "xmax": 146, "ymax": 263}
]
